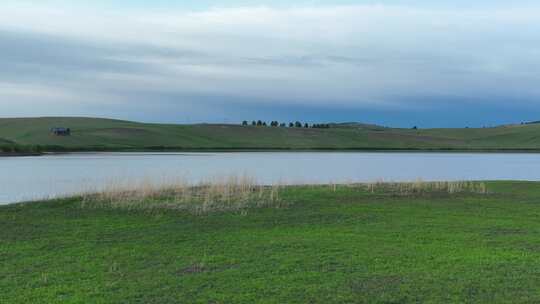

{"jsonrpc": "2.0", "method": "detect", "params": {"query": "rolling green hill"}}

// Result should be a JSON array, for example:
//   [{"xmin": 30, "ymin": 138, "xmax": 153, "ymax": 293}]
[{"xmin": 2, "ymin": 117, "xmax": 540, "ymax": 152}]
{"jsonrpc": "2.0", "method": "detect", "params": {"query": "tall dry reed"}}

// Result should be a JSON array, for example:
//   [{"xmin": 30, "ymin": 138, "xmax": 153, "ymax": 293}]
[
  {"xmin": 79, "ymin": 176, "xmax": 489, "ymax": 215},
  {"xmin": 79, "ymin": 175, "xmax": 285, "ymax": 215},
  {"xmin": 355, "ymin": 180, "xmax": 489, "ymax": 195}
]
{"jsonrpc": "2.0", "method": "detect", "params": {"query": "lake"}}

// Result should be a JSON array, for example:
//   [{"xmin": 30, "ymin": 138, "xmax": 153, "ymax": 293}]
[{"xmin": 1, "ymin": 152, "xmax": 539, "ymax": 204}]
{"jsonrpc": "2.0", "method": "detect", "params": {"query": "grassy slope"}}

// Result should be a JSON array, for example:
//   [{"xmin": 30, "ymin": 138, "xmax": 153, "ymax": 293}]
[
  {"xmin": 0, "ymin": 137, "xmax": 14, "ymax": 144},
  {"xmin": 3, "ymin": 182, "xmax": 540, "ymax": 303},
  {"xmin": 2, "ymin": 117, "xmax": 540, "ymax": 150}
]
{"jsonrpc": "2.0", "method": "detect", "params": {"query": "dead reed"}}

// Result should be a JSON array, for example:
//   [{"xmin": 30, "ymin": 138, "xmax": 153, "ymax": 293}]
[
  {"xmin": 79, "ymin": 175, "xmax": 285, "ymax": 215},
  {"xmin": 344, "ymin": 180, "xmax": 489, "ymax": 195},
  {"xmin": 79, "ymin": 176, "xmax": 489, "ymax": 215}
]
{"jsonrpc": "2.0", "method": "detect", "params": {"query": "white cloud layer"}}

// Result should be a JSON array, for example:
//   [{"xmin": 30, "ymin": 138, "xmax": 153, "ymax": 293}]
[{"xmin": 1, "ymin": 3, "xmax": 540, "ymax": 122}]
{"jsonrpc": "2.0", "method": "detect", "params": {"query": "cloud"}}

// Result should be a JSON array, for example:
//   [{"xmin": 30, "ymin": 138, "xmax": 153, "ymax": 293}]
[{"xmin": 1, "ymin": 3, "xmax": 540, "ymax": 124}]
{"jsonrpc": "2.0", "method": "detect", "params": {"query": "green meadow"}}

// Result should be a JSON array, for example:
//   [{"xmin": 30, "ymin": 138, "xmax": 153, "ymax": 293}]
[
  {"xmin": 3, "ymin": 117, "xmax": 540, "ymax": 152},
  {"xmin": 2, "ymin": 181, "xmax": 540, "ymax": 303}
]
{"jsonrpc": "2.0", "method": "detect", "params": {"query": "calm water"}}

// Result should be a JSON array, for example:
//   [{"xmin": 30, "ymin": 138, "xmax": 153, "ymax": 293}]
[{"xmin": 1, "ymin": 152, "xmax": 539, "ymax": 204}]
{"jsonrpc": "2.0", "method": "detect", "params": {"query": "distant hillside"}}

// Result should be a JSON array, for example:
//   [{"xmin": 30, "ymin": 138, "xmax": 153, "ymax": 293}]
[
  {"xmin": 2, "ymin": 117, "xmax": 540, "ymax": 151},
  {"xmin": 0, "ymin": 138, "xmax": 14, "ymax": 144}
]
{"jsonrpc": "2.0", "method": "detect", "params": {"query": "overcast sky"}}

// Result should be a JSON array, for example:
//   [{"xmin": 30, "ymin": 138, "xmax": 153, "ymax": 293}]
[{"xmin": 1, "ymin": 1, "xmax": 540, "ymax": 127}]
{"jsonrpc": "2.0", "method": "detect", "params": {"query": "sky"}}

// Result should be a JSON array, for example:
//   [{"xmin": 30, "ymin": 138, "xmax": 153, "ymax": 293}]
[{"xmin": 1, "ymin": 1, "xmax": 540, "ymax": 127}]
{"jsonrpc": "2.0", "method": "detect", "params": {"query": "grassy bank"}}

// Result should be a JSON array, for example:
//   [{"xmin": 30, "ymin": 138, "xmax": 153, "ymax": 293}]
[
  {"xmin": 4, "ymin": 117, "xmax": 540, "ymax": 152},
  {"xmin": 2, "ymin": 181, "xmax": 540, "ymax": 303}
]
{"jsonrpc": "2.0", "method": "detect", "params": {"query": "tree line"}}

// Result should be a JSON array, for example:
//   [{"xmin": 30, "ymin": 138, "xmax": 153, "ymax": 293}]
[{"xmin": 242, "ymin": 121, "xmax": 331, "ymax": 129}]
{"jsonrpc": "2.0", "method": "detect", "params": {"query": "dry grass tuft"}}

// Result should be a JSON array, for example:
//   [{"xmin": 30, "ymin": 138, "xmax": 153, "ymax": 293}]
[
  {"xmin": 79, "ymin": 175, "xmax": 285, "ymax": 215},
  {"xmin": 79, "ymin": 176, "xmax": 489, "ymax": 214},
  {"xmin": 347, "ymin": 180, "xmax": 489, "ymax": 195}
]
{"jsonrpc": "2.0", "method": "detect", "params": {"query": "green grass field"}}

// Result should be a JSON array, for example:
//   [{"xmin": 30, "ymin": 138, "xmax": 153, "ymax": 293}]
[
  {"xmin": 3, "ymin": 117, "xmax": 540, "ymax": 151},
  {"xmin": 3, "ymin": 181, "xmax": 540, "ymax": 303}
]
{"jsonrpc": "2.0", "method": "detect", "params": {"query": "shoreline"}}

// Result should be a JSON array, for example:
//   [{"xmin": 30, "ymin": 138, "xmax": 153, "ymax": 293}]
[
  {"xmin": 4, "ymin": 147, "xmax": 540, "ymax": 157},
  {"xmin": 0, "ymin": 152, "xmax": 43, "ymax": 157},
  {"xmin": 1, "ymin": 180, "xmax": 535, "ymax": 207}
]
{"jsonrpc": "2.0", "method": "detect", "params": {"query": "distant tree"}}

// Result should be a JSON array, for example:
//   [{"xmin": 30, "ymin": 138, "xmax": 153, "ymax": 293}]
[
  {"xmin": 304, "ymin": 123, "xmax": 309, "ymax": 128},
  {"xmin": 295, "ymin": 121, "xmax": 302, "ymax": 128},
  {"xmin": 412, "ymin": 126, "xmax": 418, "ymax": 130},
  {"xmin": 242, "ymin": 121, "xmax": 248, "ymax": 126},
  {"xmin": 257, "ymin": 120, "xmax": 263, "ymax": 126},
  {"xmin": 289, "ymin": 122, "xmax": 294, "ymax": 128},
  {"xmin": 252, "ymin": 121, "xmax": 257, "ymax": 126},
  {"xmin": 262, "ymin": 122, "xmax": 267, "ymax": 127},
  {"xmin": 280, "ymin": 123, "xmax": 286, "ymax": 127}
]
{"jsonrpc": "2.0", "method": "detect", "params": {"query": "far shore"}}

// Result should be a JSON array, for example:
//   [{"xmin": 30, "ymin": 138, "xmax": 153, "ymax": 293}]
[
  {"xmin": 4, "ymin": 147, "xmax": 540, "ymax": 157},
  {"xmin": 0, "ymin": 152, "xmax": 43, "ymax": 157},
  {"xmin": 4, "ymin": 117, "xmax": 540, "ymax": 154}
]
